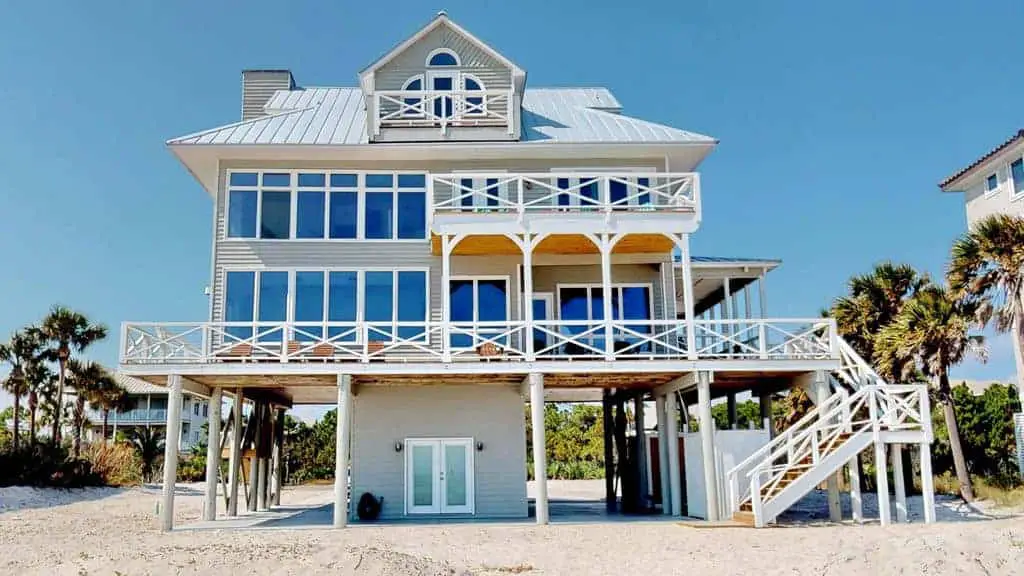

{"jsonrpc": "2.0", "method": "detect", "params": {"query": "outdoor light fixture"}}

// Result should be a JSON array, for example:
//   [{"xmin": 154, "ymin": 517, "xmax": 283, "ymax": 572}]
[
  {"xmin": 476, "ymin": 441, "xmax": 484, "ymax": 452},
  {"xmin": 395, "ymin": 441, "xmax": 403, "ymax": 453}
]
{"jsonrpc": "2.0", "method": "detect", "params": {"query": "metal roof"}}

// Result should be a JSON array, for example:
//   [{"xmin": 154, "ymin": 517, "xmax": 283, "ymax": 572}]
[
  {"xmin": 168, "ymin": 87, "xmax": 715, "ymax": 146},
  {"xmin": 687, "ymin": 256, "xmax": 782, "ymax": 266},
  {"xmin": 115, "ymin": 372, "xmax": 166, "ymax": 394}
]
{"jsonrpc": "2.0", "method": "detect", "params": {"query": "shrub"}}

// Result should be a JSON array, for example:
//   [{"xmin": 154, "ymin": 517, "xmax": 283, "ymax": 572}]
[
  {"xmin": 83, "ymin": 442, "xmax": 143, "ymax": 487},
  {"xmin": 0, "ymin": 444, "xmax": 102, "ymax": 488}
]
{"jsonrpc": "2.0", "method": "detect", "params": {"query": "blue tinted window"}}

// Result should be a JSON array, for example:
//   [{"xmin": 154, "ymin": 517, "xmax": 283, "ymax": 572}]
[
  {"xmin": 449, "ymin": 280, "xmax": 474, "ymax": 347},
  {"xmin": 262, "ymin": 173, "xmax": 291, "ymax": 187},
  {"xmin": 557, "ymin": 178, "xmax": 571, "ymax": 207},
  {"xmin": 637, "ymin": 177, "xmax": 651, "ymax": 205},
  {"xmin": 590, "ymin": 287, "xmax": 605, "ymax": 320},
  {"xmin": 227, "ymin": 191, "xmax": 257, "ymax": 238},
  {"xmin": 294, "ymin": 271, "xmax": 325, "ymax": 340},
  {"xmin": 330, "ymin": 173, "xmax": 358, "ymax": 188},
  {"xmin": 229, "ymin": 172, "xmax": 258, "ymax": 187},
  {"xmin": 398, "ymin": 174, "xmax": 426, "ymax": 188},
  {"xmin": 258, "ymin": 272, "xmax": 288, "ymax": 342},
  {"xmin": 366, "ymin": 174, "xmax": 393, "ymax": 188},
  {"xmin": 298, "ymin": 173, "xmax": 325, "ymax": 187},
  {"xmin": 397, "ymin": 192, "xmax": 426, "ymax": 239},
  {"xmin": 328, "ymin": 272, "xmax": 357, "ymax": 341},
  {"xmin": 366, "ymin": 192, "xmax": 393, "ymax": 239},
  {"xmin": 986, "ymin": 174, "xmax": 999, "ymax": 192},
  {"xmin": 224, "ymin": 271, "xmax": 255, "ymax": 340},
  {"xmin": 428, "ymin": 51, "xmax": 458, "ymax": 66},
  {"xmin": 365, "ymin": 272, "xmax": 394, "ymax": 341},
  {"xmin": 329, "ymin": 191, "xmax": 357, "ymax": 238},
  {"xmin": 464, "ymin": 78, "xmax": 483, "ymax": 112},
  {"xmin": 580, "ymin": 178, "xmax": 599, "ymax": 205},
  {"xmin": 296, "ymin": 191, "xmax": 325, "ymax": 238},
  {"xmin": 260, "ymin": 191, "xmax": 291, "ymax": 239},
  {"xmin": 478, "ymin": 280, "xmax": 507, "ymax": 322},
  {"xmin": 532, "ymin": 298, "xmax": 549, "ymax": 351},
  {"xmin": 1012, "ymin": 159, "xmax": 1024, "ymax": 194},
  {"xmin": 397, "ymin": 271, "xmax": 427, "ymax": 340},
  {"xmin": 460, "ymin": 178, "xmax": 474, "ymax": 209}
]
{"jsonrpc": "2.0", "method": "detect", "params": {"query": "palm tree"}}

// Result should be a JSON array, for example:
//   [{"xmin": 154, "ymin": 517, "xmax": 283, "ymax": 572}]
[
  {"xmin": 25, "ymin": 363, "xmax": 54, "ymax": 445},
  {"xmin": 0, "ymin": 328, "xmax": 46, "ymax": 451},
  {"xmin": 128, "ymin": 427, "xmax": 165, "ymax": 482},
  {"xmin": 948, "ymin": 214, "xmax": 1024, "ymax": 407},
  {"xmin": 40, "ymin": 306, "xmax": 108, "ymax": 445},
  {"xmin": 876, "ymin": 284, "xmax": 985, "ymax": 501},
  {"xmin": 65, "ymin": 359, "xmax": 117, "ymax": 457}
]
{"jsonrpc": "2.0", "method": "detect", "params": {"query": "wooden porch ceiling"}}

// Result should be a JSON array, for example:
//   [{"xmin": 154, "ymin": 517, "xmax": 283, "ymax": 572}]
[{"xmin": 430, "ymin": 233, "xmax": 675, "ymax": 256}]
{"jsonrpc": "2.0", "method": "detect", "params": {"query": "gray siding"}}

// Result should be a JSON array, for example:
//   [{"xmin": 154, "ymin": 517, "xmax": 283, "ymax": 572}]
[
  {"xmin": 241, "ymin": 71, "xmax": 294, "ymax": 121},
  {"xmin": 374, "ymin": 24, "xmax": 512, "ymax": 93},
  {"xmin": 350, "ymin": 384, "xmax": 528, "ymax": 520}
]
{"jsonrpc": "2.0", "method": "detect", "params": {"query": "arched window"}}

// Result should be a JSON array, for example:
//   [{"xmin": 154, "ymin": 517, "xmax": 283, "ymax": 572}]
[
  {"xmin": 462, "ymin": 75, "xmax": 485, "ymax": 116},
  {"xmin": 426, "ymin": 49, "xmax": 459, "ymax": 67},
  {"xmin": 401, "ymin": 75, "xmax": 424, "ymax": 117}
]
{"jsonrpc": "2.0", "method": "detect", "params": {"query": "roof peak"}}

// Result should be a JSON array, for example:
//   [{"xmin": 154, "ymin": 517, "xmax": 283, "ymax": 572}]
[{"xmin": 939, "ymin": 128, "xmax": 1024, "ymax": 190}]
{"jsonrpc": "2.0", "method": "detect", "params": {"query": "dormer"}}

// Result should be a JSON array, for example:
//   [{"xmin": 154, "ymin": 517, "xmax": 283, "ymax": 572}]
[{"xmin": 360, "ymin": 12, "xmax": 526, "ymax": 143}]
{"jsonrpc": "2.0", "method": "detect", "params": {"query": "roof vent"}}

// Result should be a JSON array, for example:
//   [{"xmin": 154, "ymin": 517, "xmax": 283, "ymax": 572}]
[{"xmin": 241, "ymin": 70, "xmax": 295, "ymax": 121}]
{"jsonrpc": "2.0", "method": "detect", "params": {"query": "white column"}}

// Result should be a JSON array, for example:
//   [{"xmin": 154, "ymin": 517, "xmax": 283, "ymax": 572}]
[
  {"xmin": 892, "ymin": 443, "xmax": 908, "ymax": 522},
  {"xmin": 665, "ymin": 391, "xmax": 682, "ymax": 516},
  {"xmin": 333, "ymin": 374, "xmax": 352, "ymax": 528},
  {"xmin": 522, "ymin": 235, "xmax": 535, "ymax": 361},
  {"xmin": 677, "ymin": 235, "xmax": 697, "ymax": 360},
  {"xmin": 743, "ymin": 284, "xmax": 752, "ymax": 320},
  {"xmin": 228, "ymin": 388, "xmax": 243, "ymax": 516},
  {"xmin": 920, "ymin": 441, "xmax": 936, "ymax": 524},
  {"xmin": 529, "ymin": 373, "xmax": 548, "ymax": 524},
  {"xmin": 441, "ymin": 235, "xmax": 453, "ymax": 363},
  {"xmin": 656, "ymin": 394, "xmax": 671, "ymax": 515},
  {"xmin": 202, "ymin": 387, "xmax": 222, "ymax": 522},
  {"xmin": 758, "ymin": 272, "xmax": 767, "ymax": 318},
  {"xmin": 635, "ymin": 395, "xmax": 649, "ymax": 506},
  {"xmin": 723, "ymin": 277, "xmax": 733, "ymax": 357},
  {"xmin": 875, "ymin": 441, "xmax": 891, "ymax": 525},
  {"xmin": 697, "ymin": 371, "xmax": 719, "ymax": 521},
  {"xmin": 848, "ymin": 458, "xmax": 863, "ymax": 522},
  {"xmin": 600, "ymin": 235, "xmax": 614, "ymax": 360},
  {"xmin": 160, "ymin": 374, "xmax": 183, "ymax": 532}
]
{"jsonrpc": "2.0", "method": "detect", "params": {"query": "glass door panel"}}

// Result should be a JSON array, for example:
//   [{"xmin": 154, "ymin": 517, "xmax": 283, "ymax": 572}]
[
  {"xmin": 443, "ymin": 442, "xmax": 470, "ymax": 511},
  {"xmin": 407, "ymin": 440, "xmax": 440, "ymax": 514}
]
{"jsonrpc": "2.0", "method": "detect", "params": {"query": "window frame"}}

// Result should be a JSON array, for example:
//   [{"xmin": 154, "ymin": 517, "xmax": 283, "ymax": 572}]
[
  {"xmin": 1011, "ymin": 157, "xmax": 1024, "ymax": 200},
  {"xmin": 221, "ymin": 266, "xmax": 431, "ymax": 345},
  {"xmin": 401, "ymin": 75, "xmax": 426, "ymax": 118},
  {"xmin": 985, "ymin": 172, "xmax": 1000, "ymax": 197},
  {"xmin": 425, "ymin": 48, "xmax": 460, "ymax": 67},
  {"xmin": 554, "ymin": 283, "xmax": 656, "ymax": 322},
  {"xmin": 224, "ymin": 170, "xmax": 429, "ymax": 242},
  {"xmin": 460, "ymin": 73, "xmax": 487, "ymax": 117},
  {"xmin": 447, "ymin": 275, "xmax": 512, "ymax": 350}
]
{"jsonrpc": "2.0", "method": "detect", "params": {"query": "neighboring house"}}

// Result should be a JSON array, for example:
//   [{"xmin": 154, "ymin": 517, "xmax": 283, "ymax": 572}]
[
  {"xmin": 121, "ymin": 12, "xmax": 934, "ymax": 530},
  {"xmin": 84, "ymin": 373, "xmax": 209, "ymax": 452},
  {"xmin": 939, "ymin": 129, "xmax": 1024, "ymax": 225}
]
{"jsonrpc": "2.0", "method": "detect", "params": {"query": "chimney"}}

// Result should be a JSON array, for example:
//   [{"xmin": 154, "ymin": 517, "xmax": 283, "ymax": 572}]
[{"xmin": 241, "ymin": 70, "xmax": 294, "ymax": 121}]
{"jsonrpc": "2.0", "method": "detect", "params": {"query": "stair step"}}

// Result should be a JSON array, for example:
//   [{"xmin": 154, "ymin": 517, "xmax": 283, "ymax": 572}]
[{"xmin": 732, "ymin": 511, "xmax": 756, "ymax": 526}]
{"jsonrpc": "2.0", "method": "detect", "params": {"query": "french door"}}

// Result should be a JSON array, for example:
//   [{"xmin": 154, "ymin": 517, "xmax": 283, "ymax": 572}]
[{"xmin": 406, "ymin": 438, "xmax": 475, "ymax": 514}]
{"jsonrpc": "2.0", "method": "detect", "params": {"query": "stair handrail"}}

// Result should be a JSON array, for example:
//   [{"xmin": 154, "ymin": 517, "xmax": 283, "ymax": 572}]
[{"xmin": 834, "ymin": 336, "xmax": 887, "ymax": 391}]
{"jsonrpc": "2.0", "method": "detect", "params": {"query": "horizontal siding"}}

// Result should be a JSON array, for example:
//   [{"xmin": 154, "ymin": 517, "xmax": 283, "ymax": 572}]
[
  {"xmin": 350, "ymin": 385, "xmax": 528, "ymax": 520},
  {"xmin": 242, "ymin": 71, "xmax": 293, "ymax": 121},
  {"xmin": 375, "ymin": 25, "xmax": 512, "ymax": 93}
]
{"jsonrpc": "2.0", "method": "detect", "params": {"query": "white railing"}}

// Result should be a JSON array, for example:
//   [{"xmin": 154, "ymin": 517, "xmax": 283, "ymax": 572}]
[
  {"xmin": 429, "ymin": 172, "xmax": 700, "ymax": 216},
  {"xmin": 374, "ymin": 89, "xmax": 513, "ymax": 133},
  {"xmin": 120, "ymin": 318, "xmax": 838, "ymax": 365}
]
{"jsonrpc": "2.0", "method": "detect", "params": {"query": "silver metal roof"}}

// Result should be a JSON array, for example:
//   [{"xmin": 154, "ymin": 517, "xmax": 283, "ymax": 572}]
[
  {"xmin": 168, "ymin": 87, "xmax": 714, "ymax": 146},
  {"xmin": 115, "ymin": 372, "xmax": 166, "ymax": 394}
]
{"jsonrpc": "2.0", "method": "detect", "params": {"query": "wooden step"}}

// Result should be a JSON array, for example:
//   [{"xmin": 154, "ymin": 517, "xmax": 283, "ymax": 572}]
[{"xmin": 732, "ymin": 511, "xmax": 756, "ymax": 527}]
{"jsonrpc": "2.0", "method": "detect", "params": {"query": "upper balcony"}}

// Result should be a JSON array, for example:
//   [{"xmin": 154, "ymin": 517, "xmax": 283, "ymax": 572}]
[
  {"xmin": 428, "ymin": 171, "xmax": 701, "ymax": 236},
  {"xmin": 373, "ymin": 89, "xmax": 515, "ymax": 138}
]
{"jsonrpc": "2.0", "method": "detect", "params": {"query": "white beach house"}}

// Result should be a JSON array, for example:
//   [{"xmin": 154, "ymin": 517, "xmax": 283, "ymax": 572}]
[{"xmin": 120, "ymin": 13, "xmax": 935, "ymax": 530}]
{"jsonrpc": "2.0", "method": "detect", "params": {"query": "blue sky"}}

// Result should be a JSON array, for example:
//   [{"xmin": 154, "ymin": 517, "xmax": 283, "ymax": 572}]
[{"xmin": 1, "ymin": 1, "xmax": 1022, "ymax": 414}]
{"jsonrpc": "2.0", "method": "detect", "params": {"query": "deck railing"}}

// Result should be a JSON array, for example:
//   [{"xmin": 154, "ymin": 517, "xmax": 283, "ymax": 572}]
[
  {"xmin": 120, "ymin": 318, "xmax": 837, "ymax": 365},
  {"xmin": 429, "ymin": 172, "xmax": 700, "ymax": 216},
  {"xmin": 374, "ymin": 89, "xmax": 513, "ymax": 133},
  {"xmin": 86, "ymin": 408, "xmax": 169, "ymax": 423}
]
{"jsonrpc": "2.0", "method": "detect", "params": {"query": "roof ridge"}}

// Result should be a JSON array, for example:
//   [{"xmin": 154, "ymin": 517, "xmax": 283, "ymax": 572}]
[{"xmin": 939, "ymin": 128, "xmax": 1024, "ymax": 189}]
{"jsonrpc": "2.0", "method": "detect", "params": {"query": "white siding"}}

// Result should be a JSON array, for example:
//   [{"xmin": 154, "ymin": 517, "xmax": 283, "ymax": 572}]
[
  {"xmin": 374, "ymin": 24, "xmax": 512, "ymax": 92},
  {"xmin": 350, "ymin": 384, "xmax": 528, "ymax": 520}
]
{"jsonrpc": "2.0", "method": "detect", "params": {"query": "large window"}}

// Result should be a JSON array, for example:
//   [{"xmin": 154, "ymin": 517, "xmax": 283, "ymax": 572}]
[
  {"xmin": 1012, "ymin": 158, "xmax": 1024, "ymax": 196},
  {"xmin": 225, "ymin": 171, "xmax": 427, "ymax": 240},
  {"xmin": 557, "ymin": 284, "xmax": 652, "ymax": 352},
  {"xmin": 224, "ymin": 269, "xmax": 429, "ymax": 344},
  {"xmin": 449, "ymin": 277, "xmax": 508, "ymax": 348}
]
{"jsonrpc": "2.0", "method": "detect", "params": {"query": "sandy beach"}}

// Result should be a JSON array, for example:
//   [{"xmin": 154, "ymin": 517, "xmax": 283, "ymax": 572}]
[{"xmin": 1, "ymin": 481, "xmax": 1022, "ymax": 575}]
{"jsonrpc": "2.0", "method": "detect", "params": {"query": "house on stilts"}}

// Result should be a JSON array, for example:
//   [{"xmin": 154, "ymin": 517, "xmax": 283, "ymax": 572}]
[{"xmin": 120, "ymin": 12, "xmax": 936, "ymax": 530}]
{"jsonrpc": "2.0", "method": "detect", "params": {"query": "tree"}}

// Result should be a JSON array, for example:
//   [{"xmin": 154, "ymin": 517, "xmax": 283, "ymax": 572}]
[
  {"xmin": 0, "ymin": 328, "xmax": 46, "ymax": 451},
  {"xmin": 65, "ymin": 359, "xmax": 117, "ymax": 457},
  {"xmin": 948, "ymin": 214, "xmax": 1024, "ymax": 407},
  {"xmin": 40, "ymin": 306, "xmax": 108, "ymax": 446},
  {"xmin": 25, "ymin": 362, "xmax": 54, "ymax": 444},
  {"xmin": 128, "ymin": 427, "xmax": 165, "ymax": 482},
  {"xmin": 876, "ymin": 284, "xmax": 986, "ymax": 501}
]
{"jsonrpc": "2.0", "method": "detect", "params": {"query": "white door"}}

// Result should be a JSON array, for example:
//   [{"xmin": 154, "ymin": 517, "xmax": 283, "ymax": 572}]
[{"xmin": 406, "ymin": 438, "xmax": 475, "ymax": 514}]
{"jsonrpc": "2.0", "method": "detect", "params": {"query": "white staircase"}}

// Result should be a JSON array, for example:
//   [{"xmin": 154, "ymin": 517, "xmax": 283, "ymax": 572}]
[{"xmin": 726, "ymin": 337, "xmax": 933, "ymax": 527}]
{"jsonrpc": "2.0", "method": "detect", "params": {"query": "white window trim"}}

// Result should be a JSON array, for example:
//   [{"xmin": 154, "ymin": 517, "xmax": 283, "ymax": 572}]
[
  {"xmin": 460, "ymin": 73, "xmax": 487, "ymax": 117},
  {"xmin": 400, "ymin": 75, "xmax": 426, "ymax": 118},
  {"xmin": 1011, "ymin": 157, "xmax": 1024, "ymax": 201},
  {"xmin": 984, "ymin": 170, "xmax": 1001, "ymax": 198},
  {"xmin": 448, "ymin": 275, "xmax": 512, "ymax": 350},
  {"xmin": 425, "ymin": 48, "xmax": 461, "ymax": 67},
  {"xmin": 224, "ymin": 170, "xmax": 429, "ymax": 243},
  {"xmin": 222, "ymin": 267, "xmax": 431, "ymax": 344}
]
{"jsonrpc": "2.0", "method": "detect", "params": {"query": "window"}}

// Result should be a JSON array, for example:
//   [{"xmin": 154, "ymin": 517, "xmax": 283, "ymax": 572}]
[
  {"xmin": 463, "ymin": 76, "xmax": 485, "ymax": 116},
  {"xmin": 223, "ymin": 270, "xmax": 287, "ymax": 342},
  {"xmin": 427, "ymin": 49, "xmax": 459, "ymax": 67},
  {"xmin": 327, "ymin": 271, "xmax": 358, "ymax": 341},
  {"xmin": 226, "ymin": 172, "xmax": 292, "ymax": 239},
  {"xmin": 296, "ymin": 173, "xmax": 326, "ymax": 239},
  {"xmin": 557, "ymin": 285, "xmax": 652, "ymax": 351},
  {"xmin": 193, "ymin": 403, "xmax": 200, "ymax": 416},
  {"xmin": 986, "ymin": 173, "xmax": 999, "ymax": 195},
  {"xmin": 365, "ymin": 174, "xmax": 394, "ymax": 239},
  {"xmin": 402, "ymin": 76, "xmax": 424, "ymax": 117},
  {"xmin": 1012, "ymin": 159, "xmax": 1024, "ymax": 196},
  {"xmin": 203, "ymin": 403, "xmax": 208, "ymax": 417},
  {"xmin": 224, "ymin": 271, "xmax": 255, "ymax": 340},
  {"xmin": 449, "ymin": 278, "xmax": 508, "ymax": 348},
  {"xmin": 329, "ymin": 174, "xmax": 358, "ymax": 239}
]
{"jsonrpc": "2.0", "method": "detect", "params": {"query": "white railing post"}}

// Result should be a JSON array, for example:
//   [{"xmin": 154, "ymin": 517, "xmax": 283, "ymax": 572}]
[
  {"xmin": 119, "ymin": 322, "xmax": 129, "ymax": 363},
  {"xmin": 600, "ymin": 234, "xmax": 614, "ymax": 361},
  {"xmin": 506, "ymin": 89, "xmax": 514, "ymax": 134},
  {"xmin": 373, "ymin": 93, "xmax": 381, "ymax": 135},
  {"xmin": 201, "ymin": 324, "xmax": 210, "ymax": 363},
  {"xmin": 828, "ymin": 319, "xmax": 840, "ymax": 360},
  {"xmin": 750, "ymin": 473, "xmax": 764, "ymax": 527},
  {"xmin": 426, "ymin": 174, "xmax": 435, "ymax": 228},
  {"xmin": 758, "ymin": 322, "xmax": 768, "ymax": 359},
  {"xmin": 867, "ymin": 387, "xmax": 880, "ymax": 440}
]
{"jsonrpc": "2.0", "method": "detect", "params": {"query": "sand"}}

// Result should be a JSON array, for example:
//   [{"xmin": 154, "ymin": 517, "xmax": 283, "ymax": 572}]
[{"xmin": 1, "ymin": 482, "xmax": 1023, "ymax": 575}]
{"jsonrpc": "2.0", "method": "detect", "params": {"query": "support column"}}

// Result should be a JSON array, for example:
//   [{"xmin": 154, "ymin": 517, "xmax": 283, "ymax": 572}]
[
  {"xmin": 441, "ymin": 234, "xmax": 453, "ymax": 362},
  {"xmin": 758, "ymin": 271, "xmax": 767, "ymax": 318},
  {"xmin": 228, "ymin": 388, "xmax": 243, "ymax": 516},
  {"xmin": 602, "ymin": 389, "xmax": 615, "ymax": 512},
  {"xmin": 529, "ymin": 373, "xmax": 548, "ymax": 524},
  {"xmin": 723, "ymin": 277, "xmax": 733, "ymax": 357},
  {"xmin": 759, "ymin": 393, "xmax": 773, "ymax": 438},
  {"xmin": 892, "ymin": 443, "xmax": 908, "ymax": 522},
  {"xmin": 333, "ymin": 374, "xmax": 352, "ymax": 528},
  {"xmin": 697, "ymin": 371, "xmax": 719, "ymax": 521},
  {"xmin": 848, "ymin": 458, "xmax": 863, "ymax": 522},
  {"xmin": 635, "ymin": 395, "xmax": 649, "ymax": 508},
  {"xmin": 812, "ymin": 372, "xmax": 843, "ymax": 523},
  {"xmin": 272, "ymin": 408, "xmax": 285, "ymax": 506},
  {"xmin": 920, "ymin": 441, "xmax": 936, "ymax": 524},
  {"xmin": 677, "ymin": 235, "xmax": 697, "ymax": 360},
  {"xmin": 256, "ymin": 404, "xmax": 269, "ymax": 511},
  {"xmin": 875, "ymin": 441, "xmax": 891, "ymax": 525},
  {"xmin": 247, "ymin": 402, "xmax": 260, "ymax": 512},
  {"xmin": 522, "ymin": 234, "xmax": 535, "ymax": 361},
  {"xmin": 160, "ymin": 374, "xmax": 183, "ymax": 532},
  {"xmin": 656, "ymin": 394, "xmax": 671, "ymax": 515},
  {"xmin": 726, "ymin": 393, "xmax": 737, "ymax": 430},
  {"xmin": 599, "ymin": 235, "xmax": 614, "ymax": 360},
  {"xmin": 202, "ymin": 387, "xmax": 222, "ymax": 522},
  {"xmin": 666, "ymin": 391, "xmax": 682, "ymax": 516}
]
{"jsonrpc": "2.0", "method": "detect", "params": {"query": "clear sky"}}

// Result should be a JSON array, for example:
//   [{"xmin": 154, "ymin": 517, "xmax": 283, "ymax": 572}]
[{"xmin": 1, "ymin": 1, "xmax": 1022, "ymax": 416}]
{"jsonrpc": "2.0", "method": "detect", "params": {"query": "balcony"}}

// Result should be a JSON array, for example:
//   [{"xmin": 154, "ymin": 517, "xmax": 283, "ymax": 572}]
[
  {"xmin": 86, "ymin": 408, "xmax": 168, "ymax": 423},
  {"xmin": 428, "ymin": 172, "xmax": 701, "ymax": 237},
  {"xmin": 120, "ymin": 319, "xmax": 837, "ymax": 366},
  {"xmin": 373, "ymin": 89, "xmax": 514, "ymax": 136}
]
